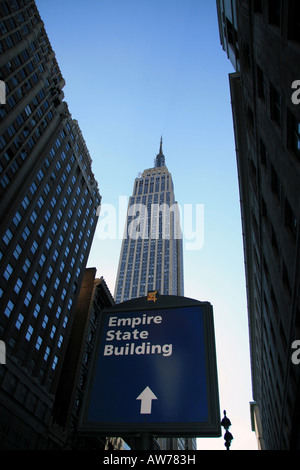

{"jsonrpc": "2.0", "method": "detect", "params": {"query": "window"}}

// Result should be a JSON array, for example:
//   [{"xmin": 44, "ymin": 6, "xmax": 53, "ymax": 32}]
[
  {"xmin": 44, "ymin": 346, "xmax": 50, "ymax": 361},
  {"xmin": 270, "ymin": 83, "xmax": 281, "ymax": 126},
  {"xmin": 25, "ymin": 325, "xmax": 34, "ymax": 341},
  {"xmin": 260, "ymin": 139, "xmax": 267, "ymax": 166},
  {"xmin": 42, "ymin": 315, "xmax": 48, "ymax": 329},
  {"xmin": 0, "ymin": 135, "xmax": 7, "ymax": 150},
  {"xmin": 56, "ymin": 306, "xmax": 62, "ymax": 319},
  {"xmin": 15, "ymin": 313, "xmax": 24, "ymax": 329},
  {"xmin": 14, "ymin": 278, "xmax": 23, "ymax": 294},
  {"xmin": 247, "ymin": 106, "xmax": 254, "ymax": 133},
  {"xmin": 31, "ymin": 240, "xmax": 38, "ymax": 254},
  {"xmin": 285, "ymin": 198, "xmax": 297, "ymax": 239},
  {"xmin": 22, "ymin": 226, "xmax": 30, "ymax": 241},
  {"xmin": 37, "ymin": 196, "xmax": 44, "ymax": 208},
  {"xmin": 50, "ymin": 325, "xmax": 56, "ymax": 339},
  {"xmin": 51, "ymin": 223, "xmax": 58, "ymax": 234},
  {"xmin": 257, "ymin": 65, "xmax": 265, "ymax": 100},
  {"xmin": 39, "ymin": 254, "xmax": 46, "ymax": 267},
  {"xmin": 282, "ymin": 262, "xmax": 292, "ymax": 297},
  {"xmin": 24, "ymin": 291, "xmax": 32, "ymax": 306},
  {"xmin": 52, "ymin": 356, "xmax": 58, "ymax": 370},
  {"xmin": 271, "ymin": 164, "xmax": 281, "ymax": 200},
  {"xmin": 29, "ymin": 272, "xmax": 38, "ymax": 288},
  {"xmin": 38, "ymin": 224, "xmax": 45, "ymax": 237},
  {"xmin": 23, "ymin": 258, "xmax": 31, "ymax": 272},
  {"xmin": 44, "ymin": 210, "xmax": 51, "ymax": 222},
  {"xmin": 3, "ymin": 229, "xmax": 13, "ymax": 245},
  {"xmin": 35, "ymin": 336, "xmax": 42, "ymax": 350},
  {"xmin": 24, "ymin": 104, "xmax": 32, "ymax": 117},
  {"xmin": 253, "ymin": 0, "xmax": 262, "ymax": 13},
  {"xmin": 1, "ymin": 174, "xmax": 10, "ymax": 189},
  {"xmin": 3, "ymin": 263, "xmax": 13, "ymax": 280},
  {"xmin": 13, "ymin": 211, "xmax": 21, "ymax": 226},
  {"xmin": 33, "ymin": 303, "xmax": 41, "ymax": 318},
  {"xmin": 48, "ymin": 295, "xmax": 54, "ymax": 308},
  {"xmin": 268, "ymin": 0, "xmax": 281, "ymax": 27},
  {"xmin": 47, "ymin": 266, "xmax": 53, "ymax": 279},
  {"xmin": 4, "ymin": 300, "xmax": 14, "ymax": 318},
  {"xmin": 271, "ymin": 225, "xmax": 279, "ymax": 256},
  {"xmin": 57, "ymin": 335, "xmax": 63, "ymax": 348},
  {"xmin": 288, "ymin": 0, "xmax": 300, "ymax": 42},
  {"xmin": 40, "ymin": 284, "xmax": 47, "ymax": 298},
  {"xmin": 30, "ymin": 211, "xmax": 37, "ymax": 224},
  {"xmin": 13, "ymin": 244, "xmax": 22, "ymax": 259},
  {"xmin": 288, "ymin": 110, "xmax": 300, "ymax": 158}
]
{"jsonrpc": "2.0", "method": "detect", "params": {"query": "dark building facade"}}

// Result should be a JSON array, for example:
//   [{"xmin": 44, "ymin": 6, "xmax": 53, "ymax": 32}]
[
  {"xmin": 0, "ymin": 0, "xmax": 101, "ymax": 449},
  {"xmin": 216, "ymin": 0, "xmax": 300, "ymax": 449},
  {"xmin": 51, "ymin": 268, "xmax": 116, "ymax": 449}
]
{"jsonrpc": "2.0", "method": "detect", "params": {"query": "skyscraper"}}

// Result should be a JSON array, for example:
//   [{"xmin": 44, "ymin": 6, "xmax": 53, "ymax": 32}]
[
  {"xmin": 216, "ymin": 0, "xmax": 300, "ymax": 449},
  {"xmin": 115, "ymin": 138, "xmax": 184, "ymax": 303},
  {"xmin": 114, "ymin": 139, "xmax": 196, "ymax": 451},
  {"xmin": 0, "ymin": 0, "xmax": 100, "ymax": 449}
]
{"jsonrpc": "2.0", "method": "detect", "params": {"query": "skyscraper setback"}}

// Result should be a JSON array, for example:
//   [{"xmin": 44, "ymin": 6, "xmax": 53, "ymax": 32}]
[
  {"xmin": 115, "ymin": 138, "xmax": 184, "ymax": 303},
  {"xmin": 0, "ymin": 0, "xmax": 100, "ymax": 448}
]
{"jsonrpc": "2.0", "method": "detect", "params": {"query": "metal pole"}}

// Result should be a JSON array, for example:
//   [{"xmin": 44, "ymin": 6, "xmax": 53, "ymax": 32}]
[{"xmin": 139, "ymin": 433, "xmax": 154, "ymax": 450}]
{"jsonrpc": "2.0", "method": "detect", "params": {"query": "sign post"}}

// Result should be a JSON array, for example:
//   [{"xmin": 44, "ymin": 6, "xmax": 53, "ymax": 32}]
[{"xmin": 79, "ymin": 295, "xmax": 221, "ymax": 442}]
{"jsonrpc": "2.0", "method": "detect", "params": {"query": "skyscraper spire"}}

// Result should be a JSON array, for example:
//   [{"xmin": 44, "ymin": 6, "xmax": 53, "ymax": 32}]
[
  {"xmin": 155, "ymin": 135, "xmax": 165, "ymax": 168},
  {"xmin": 159, "ymin": 135, "xmax": 163, "ymax": 154}
]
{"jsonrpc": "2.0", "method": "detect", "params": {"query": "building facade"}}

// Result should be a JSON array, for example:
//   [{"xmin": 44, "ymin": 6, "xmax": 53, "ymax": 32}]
[
  {"xmin": 51, "ymin": 268, "xmax": 116, "ymax": 450},
  {"xmin": 0, "ymin": 0, "xmax": 100, "ymax": 449},
  {"xmin": 114, "ymin": 140, "xmax": 196, "ymax": 451},
  {"xmin": 216, "ymin": 0, "xmax": 300, "ymax": 449}
]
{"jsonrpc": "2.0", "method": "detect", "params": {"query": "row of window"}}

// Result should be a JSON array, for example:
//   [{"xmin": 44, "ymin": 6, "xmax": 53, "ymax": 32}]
[
  {"xmin": 0, "ymin": 30, "xmax": 64, "ymax": 187},
  {"xmin": 134, "ymin": 173, "xmax": 172, "ymax": 196},
  {"xmin": 249, "ymin": 136, "xmax": 298, "ymax": 247},
  {"xmin": 253, "ymin": 0, "xmax": 300, "ymax": 43},
  {"xmin": 236, "ymin": 47, "xmax": 300, "ymax": 190},
  {"xmin": 0, "ymin": 132, "xmax": 98, "ymax": 379},
  {"xmin": 0, "ymin": 366, "xmax": 50, "ymax": 427},
  {"xmin": 0, "ymin": 92, "xmax": 55, "ymax": 190}
]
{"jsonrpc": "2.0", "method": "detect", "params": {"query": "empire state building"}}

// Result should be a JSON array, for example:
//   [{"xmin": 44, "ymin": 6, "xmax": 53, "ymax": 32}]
[
  {"xmin": 114, "ymin": 139, "xmax": 196, "ymax": 450},
  {"xmin": 114, "ymin": 138, "xmax": 184, "ymax": 303}
]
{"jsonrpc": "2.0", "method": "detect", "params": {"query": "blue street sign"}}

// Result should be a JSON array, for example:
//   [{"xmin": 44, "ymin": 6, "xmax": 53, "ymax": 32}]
[{"xmin": 80, "ymin": 296, "xmax": 220, "ymax": 437}]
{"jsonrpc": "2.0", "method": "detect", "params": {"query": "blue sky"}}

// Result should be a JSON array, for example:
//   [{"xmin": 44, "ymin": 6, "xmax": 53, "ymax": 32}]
[{"xmin": 36, "ymin": 0, "xmax": 257, "ymax": 450}]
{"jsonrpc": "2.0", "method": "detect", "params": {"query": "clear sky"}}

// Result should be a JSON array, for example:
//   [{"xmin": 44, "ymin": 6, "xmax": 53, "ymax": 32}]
[{"xmin": 36, "ymin": 0, "xmax": 258, "ymax": 450}]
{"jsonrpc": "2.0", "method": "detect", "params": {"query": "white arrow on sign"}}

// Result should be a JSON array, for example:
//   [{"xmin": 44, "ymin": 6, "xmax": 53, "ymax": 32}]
[{"xmin": 136, "ymin": 386, "xmax": 158, "ymax": 414}]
